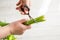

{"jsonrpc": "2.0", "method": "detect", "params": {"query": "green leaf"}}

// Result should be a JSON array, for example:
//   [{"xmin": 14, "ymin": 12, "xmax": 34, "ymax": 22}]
[
  {"xmin": 23, "ymin": 15, "xmax": 45, "ymax": 25},
  {"xmin": 0, "ymin": 21, "xmax": 8, "ymax": 27},
  {"xmin": 6, "ymin": 35, "xmax": 16, "ymax": 40},
  {"xmin": 0, "ymin": 15, "xmax": 45, "ymax": 40}
]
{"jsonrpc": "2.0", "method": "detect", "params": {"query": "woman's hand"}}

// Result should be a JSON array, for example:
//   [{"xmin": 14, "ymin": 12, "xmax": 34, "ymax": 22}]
[
  {"xmin": 9, "ymin": 19, "xmax": 31, "ymax": 35},
  {"xmin": 16, "ymin": 0, "xmax": 31, "ymax": 15}
]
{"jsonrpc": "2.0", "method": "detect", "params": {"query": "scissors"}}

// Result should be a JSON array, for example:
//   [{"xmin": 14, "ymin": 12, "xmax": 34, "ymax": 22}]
[{"xmin": 21, "ymin": 5, "xmax": 37, "ymax": 22}]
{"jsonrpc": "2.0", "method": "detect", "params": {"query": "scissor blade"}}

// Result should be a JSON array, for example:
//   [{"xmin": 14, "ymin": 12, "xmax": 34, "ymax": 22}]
[{"xmin": 28, "ymin": 15, "xmax": 37, "ymax": 23}]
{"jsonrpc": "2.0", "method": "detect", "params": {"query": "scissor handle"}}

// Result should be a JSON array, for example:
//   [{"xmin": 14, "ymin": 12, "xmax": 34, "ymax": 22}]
[
  {"xmin": 24, "ymin": 5, "xmax": 30, "ymax": 11},
  {"xmin": 21, "ymin": 5, "xmax": 30, "ymax": 14}
]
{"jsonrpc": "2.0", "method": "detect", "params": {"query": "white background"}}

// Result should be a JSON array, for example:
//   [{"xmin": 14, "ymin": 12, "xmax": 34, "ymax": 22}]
[{"xmin": 0, "ymin": 0, "xmax": 60, "ymax": 40}]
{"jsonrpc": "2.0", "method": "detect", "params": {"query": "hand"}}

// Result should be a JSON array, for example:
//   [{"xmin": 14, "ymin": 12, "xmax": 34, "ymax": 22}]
[
  {"xmin": 9, "ymin": 19, "xmax": 31, "ymax": 35},
  {"xmin": 16, "ymin": 0, "xmax": 31, "ymax": 15}
]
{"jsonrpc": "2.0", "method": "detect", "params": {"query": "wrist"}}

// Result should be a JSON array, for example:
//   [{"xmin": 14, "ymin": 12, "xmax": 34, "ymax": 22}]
[
  {"xmin": 0, "ymin": 25, "xmax": 11, "ymax": 38},
  {"xmin": 8, "ymin": 24, "xmax": 14, "ymax": 35},
  {"xmin": 5, "ymin": 25, "xmax": 12, "ymax": 35}
]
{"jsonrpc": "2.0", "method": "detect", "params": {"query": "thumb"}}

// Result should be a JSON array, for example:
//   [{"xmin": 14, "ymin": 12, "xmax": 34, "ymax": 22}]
[{"xmin": 19, "ymin": 19, "xmax": 27, "ymax": 23}]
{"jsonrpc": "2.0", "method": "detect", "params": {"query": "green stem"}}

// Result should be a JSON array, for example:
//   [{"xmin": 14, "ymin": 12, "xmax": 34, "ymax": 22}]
[
  {"xmin": 23, "ymin": 15, "xmax": 45, "ymax": 25},
  {"xmin": 0, "ymin": 15, "xmax": 45, "ymax": 40}
]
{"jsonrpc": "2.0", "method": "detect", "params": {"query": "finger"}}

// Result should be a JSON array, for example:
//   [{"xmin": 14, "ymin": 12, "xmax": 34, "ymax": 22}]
[
  {"xmin": 16, "ymin": 6, "xmax": 21, "ymax": 11},
  {"xmin": 19, "ymin": 23, "xmax": 31, "ymax": 30},
  {"xmin": 26, "ymin": 25, "xmax": 31, "ymax": 29},
  {"xmin": 19, "ymin": 9, "xmax": 27, "ymax": 15},
  {"xmin": 19, "ymin": 11, "xmax": 27, "ymax": 15},
  {"xmin": 16, "ymin": 4, "xmax": 22, "ymax": 10},
  {"xmin": 26, "ymin": 0, "xmax": 31, "ymax": 7},
  {"xmin": 19, "ymin": 19, "xmax": 27, "ymax": 23},
  {"xmin": 16, "ymin": 0, "xmax": 21, "ymax": 6},
  {"xmin": 16, "ymin": 7, "xmax": 20, "ymax": 10},
  {"xmin": 16, "ymin": 7, "xmax": 26, "ymax": 15},
  {"xmin": 20, "ymin": 12, "xmax": 25, "ymax": 15}
]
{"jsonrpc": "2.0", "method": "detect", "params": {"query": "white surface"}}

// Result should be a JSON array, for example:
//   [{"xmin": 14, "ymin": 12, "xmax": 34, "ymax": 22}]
[{"xmin": 0, "ymin": 0, "xmax": 60, "ymax": 40}]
